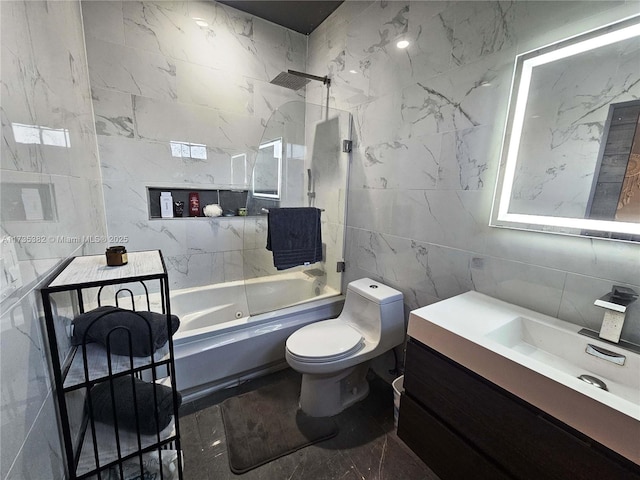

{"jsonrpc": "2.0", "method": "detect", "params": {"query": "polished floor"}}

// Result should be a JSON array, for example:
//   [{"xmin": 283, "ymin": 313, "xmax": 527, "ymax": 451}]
[{"xmin": 178, "ymin": 368, "xmax": 441, "ymax": 479}]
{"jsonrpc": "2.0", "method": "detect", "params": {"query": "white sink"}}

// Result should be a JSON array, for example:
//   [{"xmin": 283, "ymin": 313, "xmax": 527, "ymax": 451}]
[
  {"xmin": 408, "ymin": 291, "xmax": 640, "ymax": 465},
  {"xmin": 485, "ymin": 316, "xmax": 640, "ymax": 407}
]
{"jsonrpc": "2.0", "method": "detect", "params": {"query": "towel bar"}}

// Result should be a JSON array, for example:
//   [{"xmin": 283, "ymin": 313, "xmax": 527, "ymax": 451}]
[{"xmin": 261, "ymin": 207, "xmax": 325, "ymax": 213}]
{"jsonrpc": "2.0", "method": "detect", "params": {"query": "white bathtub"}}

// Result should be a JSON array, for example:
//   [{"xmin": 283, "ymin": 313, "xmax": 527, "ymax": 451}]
[{"xmin": 167, "ymin": 272, "xmax": 343, "ymax": 402}]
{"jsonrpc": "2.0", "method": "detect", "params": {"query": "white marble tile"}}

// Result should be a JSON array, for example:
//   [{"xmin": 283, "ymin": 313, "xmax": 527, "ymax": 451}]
[
  {"xmin": 85, "ymin": 36, "xmax": 177, "ymax": 101},
  {"xmin": 242, "ymin": 247, "xmax": 277, "ymax": 279},
  {"xmin": 81, "ymin": 0, "xmax": 125, "ymax": 45},
  {"xmin": 362, "ymin": 2, "xmax": 455, "ymax": 97},
  {"xmin": 511, "ymin": 0, "xmax": 633, "ymax": 55},
  {"xmin": 241, "ymin": 216, "xmax": 267, "ymax": 250},
  {"xmin": 4, "ymin": 392, "xmax": 65, "ymax": 480},
  {"xmin": 346, "ymin": 1, "xmax": 411, "ymax": 60},
  {"xmin": 352, "ymin": 93, "xmax": 405, "ymax": 147},
  {"xmin": 102, "ymin": 181, "xmax": 186, "ymax": 256},
  {"xmin": 350, "ymin": 132, "xmax": 441, "ymax": 190},
  {"xmin": 450, "ymin": 1, "xmax": 517, "ymax": 67},
  {"xmin": 91, "ymin": 88, "xmax": 134, "ymax": 138},
  {"xmin": 176, "ymin": 61, "xmax": 254, "ymax": 115},
  {"xmin": 223, "ymin": 250, "xmax": 244, "ymax": 282},
  {"xmin": 308, "ymin": 12, "xmax": 348, "ymax": 64},
  {"xmin": 186, "ymin": 217, "xmax": 244, "ymax": 254},
  {"xmin": 164, "ymin": 252, "xmax": 224, "ymax": 290},
  {"xmin": 400, "ymin": 48, "xmax": 513, "ymax": 136},
  {"xmin": 483, "ymin": 226, "xmax": 640, "ymax": 287},
  {"xmin": 0, "ymin": 292, "xmax": 53, "ymax": 478},
  {"xmin": 470, "ymin": 256, "xmax": 567, "ymax": 318},
  {"xmin": 122, "ymin": 1, "xmax": 198, "ymax": 62},
  {"xmin": 132, "ymin": 95, "xmax": 263, "ymax": 151},
  {"xmin": 1, "ymin": 172, "xmax": 107, "ymax": 261},
  {"xmin": 123, "ymin": 0, "xmax": 295, "ymax": 83},
  {"xmin": 252, "ymin": 81, "xmax": 305, "ymax": 124},
  {"xmin": 252, "ymin": 13, "xmax": 306, "ymax": 57},
  {"xmin": 2, "ymin": 51, "xmax": 97, "ymax": 179},
  {"xmin": 348, "ymin": 187, "xmax": 490, "ymax": 253},
  {"xmin": 98, "ymin": 135, "xmax": 233, "ymax": 185},
  {"xmin": 322, "ymin": 221, "xmax": 345, "ymax": 293},
  {"xmin": 438, "ymin": 124, "xmax": 496, "ymax": 191}
]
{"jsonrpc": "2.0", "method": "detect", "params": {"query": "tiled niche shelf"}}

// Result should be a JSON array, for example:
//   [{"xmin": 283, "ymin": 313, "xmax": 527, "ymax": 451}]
[{"xmin": 147, "ymin": 187, "xmax": 248, "ymax": 219}]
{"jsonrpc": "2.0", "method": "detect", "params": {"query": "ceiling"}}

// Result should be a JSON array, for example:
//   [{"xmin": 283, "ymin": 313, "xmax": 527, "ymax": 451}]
[{"xmin": 218, "ymin": 1, "xmax": 344, "ymax": 35}]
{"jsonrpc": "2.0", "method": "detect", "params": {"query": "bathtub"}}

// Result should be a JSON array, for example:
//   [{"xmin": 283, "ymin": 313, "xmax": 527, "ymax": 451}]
[{"xmin": 167, "ymin": 272, "xmax": 344, "ymax": 402}]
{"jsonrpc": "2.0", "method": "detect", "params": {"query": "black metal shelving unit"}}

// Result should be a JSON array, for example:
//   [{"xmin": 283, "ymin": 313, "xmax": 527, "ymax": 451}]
[{"xmin": 41, "ymin": 250, "xmax": 183, "ymax": 480}]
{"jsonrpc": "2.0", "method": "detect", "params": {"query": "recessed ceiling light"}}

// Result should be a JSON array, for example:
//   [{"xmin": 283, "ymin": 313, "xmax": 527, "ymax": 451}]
[
  {"xmin": 349, "ymin": 69, "xmax": 358, "ymax": 74},
  {"xmin": 396, "ymin": 40, "xmax": 410, "ymax": 49}
]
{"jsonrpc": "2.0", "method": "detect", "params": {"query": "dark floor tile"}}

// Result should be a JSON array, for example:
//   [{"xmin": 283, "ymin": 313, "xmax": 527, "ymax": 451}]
[
  {"xmin": 178, "ymin": 368, "xmax": 439, "ymax": 480},
  {"xmin": 179, "ymin": 414, "xmax": 210, "ymax": 480}
]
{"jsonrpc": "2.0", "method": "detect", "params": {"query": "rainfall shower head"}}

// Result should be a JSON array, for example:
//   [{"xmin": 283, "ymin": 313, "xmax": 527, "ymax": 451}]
[{"xmin": 269, "ymin": 70, "xmax": 331, "ymax": 90}]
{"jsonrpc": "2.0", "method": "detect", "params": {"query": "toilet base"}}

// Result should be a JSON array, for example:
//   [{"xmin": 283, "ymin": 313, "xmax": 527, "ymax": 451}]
[{"xmin": 299, "ymin": 363, "xmax": 370, "ymax": 417}]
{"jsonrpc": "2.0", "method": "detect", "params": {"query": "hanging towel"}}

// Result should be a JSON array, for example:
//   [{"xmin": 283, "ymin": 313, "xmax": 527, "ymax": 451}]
[{"xmin": 266, "ymin": 207, "xmax": 322, "ymax": 270}]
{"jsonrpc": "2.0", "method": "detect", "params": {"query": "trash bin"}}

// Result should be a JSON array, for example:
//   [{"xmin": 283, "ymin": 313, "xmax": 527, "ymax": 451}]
[{"xmin": 392, "ymin": 375, "xmax": 404, "ymax": 429}]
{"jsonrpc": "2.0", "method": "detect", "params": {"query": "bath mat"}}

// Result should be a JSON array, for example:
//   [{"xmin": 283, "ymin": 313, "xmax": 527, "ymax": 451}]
[{"xmin": 220, "ymin": 375, "xmax": 339, "ymax": 473}]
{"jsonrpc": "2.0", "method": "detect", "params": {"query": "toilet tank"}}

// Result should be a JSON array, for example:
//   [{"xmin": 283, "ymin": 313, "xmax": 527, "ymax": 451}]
[{"xmin": 342, "ymin": 279, "xmax": 405, "ymax": 349}]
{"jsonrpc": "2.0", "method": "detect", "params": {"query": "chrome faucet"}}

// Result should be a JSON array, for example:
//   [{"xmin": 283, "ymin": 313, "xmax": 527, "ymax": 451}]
[{"xmin": 594, "ymin": 286, "xmax": 637, "ymax": 343}]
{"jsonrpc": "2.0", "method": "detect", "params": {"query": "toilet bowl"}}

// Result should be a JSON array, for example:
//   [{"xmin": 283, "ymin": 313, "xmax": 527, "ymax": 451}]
[{"xmin": 285, "ymin": 278, "xmax": 405, "ymax": 417}]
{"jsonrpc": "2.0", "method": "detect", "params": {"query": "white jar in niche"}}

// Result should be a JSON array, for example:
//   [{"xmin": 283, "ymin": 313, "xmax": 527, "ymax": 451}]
[{"xmin": 160, "ymin": 192, "xmax": 174, "ymax": 218}]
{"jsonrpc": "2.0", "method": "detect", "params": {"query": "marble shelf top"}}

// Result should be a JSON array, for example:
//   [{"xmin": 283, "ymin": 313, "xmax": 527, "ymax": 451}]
[{"xmin": 49, "ymin": 250, "xmax": 165, "ymax": 288}]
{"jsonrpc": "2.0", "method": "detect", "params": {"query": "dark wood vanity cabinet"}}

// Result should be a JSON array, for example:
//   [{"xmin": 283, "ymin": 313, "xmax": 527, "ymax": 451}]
[{"xmin": 398, "ymin": 339, "xmax": 640, "ymax": 480}]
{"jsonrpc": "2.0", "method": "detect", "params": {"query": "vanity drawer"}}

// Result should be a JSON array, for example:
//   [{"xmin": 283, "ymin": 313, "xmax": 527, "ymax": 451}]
[
  {"xmin": 398, "ymin": 394, "xmax": 511, "ymax": 480},
  {"xmin": 402, "ymin": 339, "xmax": 640, "ymax": 480}
]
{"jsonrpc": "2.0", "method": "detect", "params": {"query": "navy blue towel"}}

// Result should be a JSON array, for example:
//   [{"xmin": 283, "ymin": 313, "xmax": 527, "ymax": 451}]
[{"xmin": 266, "ymin": 207, "xmax": 322, "ymax": 270}]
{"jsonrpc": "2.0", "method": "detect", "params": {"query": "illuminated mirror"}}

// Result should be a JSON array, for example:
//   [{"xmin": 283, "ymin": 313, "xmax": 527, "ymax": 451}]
[
  {"xmin": 491, "ymin": 16, "xmax": 640, "ymax": 242},
  {"xmin": 252, "ymin": 138, "xmax": 282, "ymax": 199}
]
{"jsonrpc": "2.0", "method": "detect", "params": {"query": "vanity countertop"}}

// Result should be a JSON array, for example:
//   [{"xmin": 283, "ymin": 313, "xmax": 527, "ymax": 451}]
[{"xmin": 408, "ymin": 291, "xmax": 640, "ymax": 465}]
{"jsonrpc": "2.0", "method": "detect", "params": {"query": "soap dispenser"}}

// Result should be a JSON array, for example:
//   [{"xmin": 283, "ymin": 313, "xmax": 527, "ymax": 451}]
[{"xmin": 160, "ymin": 191, "xmax": 174, "ymax": 218}]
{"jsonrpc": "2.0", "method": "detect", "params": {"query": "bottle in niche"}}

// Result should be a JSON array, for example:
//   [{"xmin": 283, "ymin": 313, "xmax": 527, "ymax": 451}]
[
  {"xmin": 160, "ymin": 192, "xmax": 174, "ymax": 218},
  {"xmin": 173, "ymin": 201, "xmax": 185, "ymax": 217},
  {"xmin": 189, "ymin": 192, "xmax": 200, "ymax": 217}
]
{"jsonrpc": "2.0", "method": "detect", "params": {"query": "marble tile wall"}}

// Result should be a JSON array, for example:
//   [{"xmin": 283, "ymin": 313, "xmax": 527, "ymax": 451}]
[
  {"xmin": 82, "ymin": 0, "xmax": 309, "ymax": 290},
  {"xmin": 307, "ymin": 1, "xmax": 640, "ymax": 344},
  {"xmin": 0, "ymin": 1, "xmax": 107, "ymax": 478}
]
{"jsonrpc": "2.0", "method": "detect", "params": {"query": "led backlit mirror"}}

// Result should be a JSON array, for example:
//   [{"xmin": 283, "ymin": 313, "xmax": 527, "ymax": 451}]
[
  {"xmin": 491, "ymin": 16, "xmax": 640, "ymax": 242},
  {"xmin": 252, "ymin": 138, "xmax": 282, "ymax": 199}
]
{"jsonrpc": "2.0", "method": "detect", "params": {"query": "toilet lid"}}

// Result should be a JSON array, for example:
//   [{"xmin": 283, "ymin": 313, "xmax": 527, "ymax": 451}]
[{"xmin": 287, "ymin": 320, "xmax": 364, "ymax": 362}]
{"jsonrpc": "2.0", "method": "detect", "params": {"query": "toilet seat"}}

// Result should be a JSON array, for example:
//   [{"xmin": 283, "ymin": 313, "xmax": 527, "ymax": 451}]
[{"xmin": 286, "ymin": 320, "xmax": 364, "ymax": 363}]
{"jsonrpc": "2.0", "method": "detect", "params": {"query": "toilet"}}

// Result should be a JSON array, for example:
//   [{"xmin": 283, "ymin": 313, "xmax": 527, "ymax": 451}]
[{"xmin": 285, "ymin": 278, "xmax": 405, "ymax": 417}]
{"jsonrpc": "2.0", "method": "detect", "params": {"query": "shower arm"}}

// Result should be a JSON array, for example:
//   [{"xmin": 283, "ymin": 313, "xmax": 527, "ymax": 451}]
[{"xmin": 288, "ymin": 70, "xmax": 331, "ymax": 87}]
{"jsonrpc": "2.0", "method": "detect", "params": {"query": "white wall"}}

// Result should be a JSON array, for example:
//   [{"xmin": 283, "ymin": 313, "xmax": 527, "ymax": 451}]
[
  {"xmin": 82, "ymin": 0, "xmax": 308, "ymax": 290},
  {"xmin": 0, "ymin": 1, "xmax": 107, "ymax": 478},
  {"xmin": 307, "ymin": 0, "xmax": 640, "ymax": 343}
]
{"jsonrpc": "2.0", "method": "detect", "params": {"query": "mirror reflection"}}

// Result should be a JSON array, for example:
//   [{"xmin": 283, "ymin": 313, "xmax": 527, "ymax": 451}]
[
  {"xmin": 492, "ymin": 16, "xmax": 640, "ymax": 241},
  {"xmin": 252, "ymin": 138, "xmax": 282, "ymax": 199}
]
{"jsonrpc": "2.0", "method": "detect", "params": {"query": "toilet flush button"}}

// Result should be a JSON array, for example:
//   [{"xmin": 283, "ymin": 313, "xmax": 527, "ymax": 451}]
[{"xmin": 369, "ymin": 285, "xmax": 378, "ymax": 289}]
